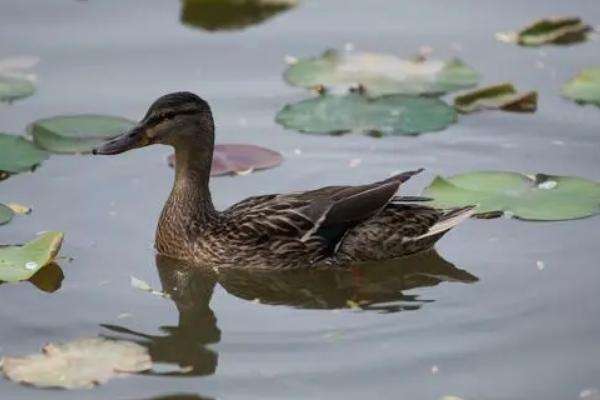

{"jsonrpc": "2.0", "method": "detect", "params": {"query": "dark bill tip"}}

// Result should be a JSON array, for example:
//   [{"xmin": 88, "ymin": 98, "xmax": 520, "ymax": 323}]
[{"xmin": 92, "ymin": 126, "xmax": 146, "ymax": 156}]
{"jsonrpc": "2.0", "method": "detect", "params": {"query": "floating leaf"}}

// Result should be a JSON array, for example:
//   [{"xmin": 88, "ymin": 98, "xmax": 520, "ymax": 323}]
[
  {"xmin": 30, "ymin": 115, "xmax": 135, "ymax": 154},
  {"xmin": 130, "ymin": 276, "xmax": 171, "ymax": 299},
  {"xmin": 6, "ymin": 202, "xmax": 31, "ymax": 215},
  {"xmin": 0, "ymin": 57, "xmax": 38, "ymax": 102},
  {"xmin": 181, "ymin": 0, "xmax": 298, "ymax": 31},
  {"xmin": 422, "ymin": 171, "xmax": 600, "ymax": 221},
  {"xmin": 0, "ymin": 203, "xmax": 14, "ymax": 225},
  {"xmin": 562, "ymin": 66, "xmax": 600, "ymax": 106},
  {"xmin": 276, "ymin": 93, "xmax": 456, "ymax": 136},
  {"xmin": 0, "ymin": 76, "xmax": 35, "ymax": 102},
  {"xmin": 454, "ymin": 83, "xmax": 537, "ymax": 113},
  {"xmin": 1, "ymin": 337, "xmax": 152, "ymax": 389},
  {"xmin": 284, "ymin": 49, "xmax": 479, "ymax": 96},
  {"xmin": 0, "ymin": 133, "xmax": 49, "ymax": 176},
  {"xmin": 0, "ymin": 231, "xmax": 64, "ymax": 282},
  {"xmin": 168, "ymin": 143, "xmax": 283, "ymax": 176},
  {"xmin": 497, "ymin": 17, "xmax": 592, "ymax": 46}
]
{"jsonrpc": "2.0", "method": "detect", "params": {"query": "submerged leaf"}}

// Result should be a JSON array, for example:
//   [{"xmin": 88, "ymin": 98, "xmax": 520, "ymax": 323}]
[
  {"xmin": 498, "ymin": 17, "xmax": 592, "ymax": 46},
  {"xmin": 422, "ymin": 171, "xmax": 600, "ymax": 221},
  {"xmin": 1, "ymin": 337, "xmax": 152, "ymax": 389},
  {"xmin": 0, "ymin": 231, "xmax": 64, "ymax": 282},
  {"xmin": 181, "ymin": 0, "xmax": 298, "ymax": 31},
  {"xmin": 276, "ymin": 93, "xmax": 456, "ymax": 136},
  {"xmin": 30, "ymin": 115, "xmax": 135, "ymax": 154},
  {"xmin": 284, "ymin": 49, "xmax": 479, "ymax": 96},
  {"xmin": 168, "ymin": 144, "xmax": 283, "ymax": 176},
  {"xmin": 454, "ymin": 83, "xmax": 537, "ymax": 113},
  {"xmin": 0, "ymin": 133, "xmax": 49, "ymax": 176},
  {"xmin": 562, "ymin": 66, "xmax": 600, "ymax": 106}
]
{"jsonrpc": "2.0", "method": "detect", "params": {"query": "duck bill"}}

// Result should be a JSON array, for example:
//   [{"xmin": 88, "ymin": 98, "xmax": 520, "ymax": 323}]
[{"xmin": 92, "ymin": 125, "xmax": 151, "ymax": 155}]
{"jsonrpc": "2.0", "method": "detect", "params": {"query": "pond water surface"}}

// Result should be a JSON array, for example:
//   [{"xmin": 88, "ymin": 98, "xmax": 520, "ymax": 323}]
[{"xmin": 1, "ymin": 1, "xmax": 600, "ymax": 399}]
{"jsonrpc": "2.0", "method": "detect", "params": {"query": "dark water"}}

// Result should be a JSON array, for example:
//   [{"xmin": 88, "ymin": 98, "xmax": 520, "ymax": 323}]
[{"xmin": 1, "ymin": 1, "xmax": 600, "ymax": 399}]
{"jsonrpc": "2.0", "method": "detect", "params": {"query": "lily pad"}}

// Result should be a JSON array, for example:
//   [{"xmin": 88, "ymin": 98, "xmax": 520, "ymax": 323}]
[
  {"xmin": 497, "ymin": 17, "xmax": 592, "ymax": 46},
  {"xmin": 30, "ymin": 114, "xmax": 135, "ymax": 154},
  {"xmin": 0, "ymin": 231, "xmax": 64, "ymax": 282},
  {"xmin": 562, "ymin": 66, "xmax": 600, "ymax": 106},
  {"xmin": 284, "ymin": 50, "xmax": 479, "ymax": 96},
  {"xmin": 181, "ymin": 0, "xmax": 298, "ymax": 31},
  {"xmin": 168, "ymin": 144, "xmax": 284, "ymax": 176},
  {"xmin": 0, "ymin": 133, "xmax": 49, "ymax": 176},
  {"xmin": 0, "ymin": 76, "xmax": 35, "ymax": 102},
  {"xmin": 1, "ymin": 337, "xmax": 152, "ymax": 389},
  {"xmin": 422, "ymin": 171, "xmax": 600, "ymax": 221},
  {"xmin": 0, "ymin": 57, "xmax": 38, "ymax": 102},
  {"xmin": 276, "ymin": 93, "xmax": 456, "ymax": 136},
  {"xmin": 454, "ymin": 83, "xmax": 537, "ymax": 113},
  {"xmin": 0, "ymin": 203, "xmax": 14, "ymax": 225}
]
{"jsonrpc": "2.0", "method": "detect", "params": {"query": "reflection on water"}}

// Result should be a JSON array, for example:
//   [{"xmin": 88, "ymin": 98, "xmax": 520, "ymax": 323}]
[
  {"xmin": 136, "ymin": 394, "xmax": 214, "ymax": 400},
  {"xmin": 181, "ymin": 0, "xmax": 299, "ymax": 32},
  {"xmin": 102, "ymin": 259, "xmax": 220, "ymax": 377},
  {"xmin": 103, "ymin": 251, "xmax": 476, "ymax": 377},
  {"xmin": 0, "ymin": 262, "xmax": 63, "ymax": 293}
]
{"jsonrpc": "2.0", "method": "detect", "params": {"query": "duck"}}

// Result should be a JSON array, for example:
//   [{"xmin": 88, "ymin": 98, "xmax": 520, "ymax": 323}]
[{"xmin": 93, "ymin": 92, "xmax": 475, "ymax": 269}]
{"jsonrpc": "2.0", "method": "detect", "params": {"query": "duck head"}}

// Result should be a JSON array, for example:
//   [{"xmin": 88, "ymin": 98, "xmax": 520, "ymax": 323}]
[{"xmin": 93, "ymin": 91, "xmax": 214, "ymax": 155}]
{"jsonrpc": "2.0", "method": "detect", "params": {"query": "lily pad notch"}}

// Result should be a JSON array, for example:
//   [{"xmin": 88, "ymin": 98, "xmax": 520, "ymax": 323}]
[{"xmin": 422, "ymin": 171, "xmax": 600, "ymax": 221}]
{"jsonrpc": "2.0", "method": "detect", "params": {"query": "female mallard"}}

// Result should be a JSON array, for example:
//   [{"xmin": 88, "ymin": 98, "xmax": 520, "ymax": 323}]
[{"xmin": 94, "ymin": 92, "xmax": 474, "ymax": 269}]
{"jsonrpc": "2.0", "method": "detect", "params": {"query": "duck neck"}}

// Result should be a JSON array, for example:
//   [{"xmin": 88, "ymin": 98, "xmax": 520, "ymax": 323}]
[
  {"xmin": 156, "ymin": 137, "xmax": 217, "ymax": 255},
  {"xmin": 172, "ymin": 141, "xmax": 216, "ymax": 223}
]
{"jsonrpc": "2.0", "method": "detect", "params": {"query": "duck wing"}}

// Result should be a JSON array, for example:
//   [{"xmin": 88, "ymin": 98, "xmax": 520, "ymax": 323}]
[{"xmin": 223, "ymin": 169, "xmax": 424, "ymax": 259}]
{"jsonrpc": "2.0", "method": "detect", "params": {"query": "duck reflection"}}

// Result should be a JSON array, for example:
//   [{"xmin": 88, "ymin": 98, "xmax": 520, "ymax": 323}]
[
  {"xmin": 181, "ymin": 0, "xmax": 299, "ymax": 32},
  {"xmin": 102, "ymin": 251, "xmax": 476, "ymax": 376}
]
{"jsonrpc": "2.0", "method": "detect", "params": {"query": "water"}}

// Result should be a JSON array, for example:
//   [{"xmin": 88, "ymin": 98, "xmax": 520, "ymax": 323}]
[{"xmin": 1, "ymin": 1, "xmax": 600, "ymax": 399}]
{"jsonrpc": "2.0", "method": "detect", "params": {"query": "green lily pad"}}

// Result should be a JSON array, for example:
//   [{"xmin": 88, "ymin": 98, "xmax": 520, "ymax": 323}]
[
  {"xmin": 284, "ymin": 50, "xmax": 479, "ymax": 96},
  {"xmin": 0, "ymin": 231, "xmax": 64, "ymax": 282},
  {"xmin": 0, "ymin": 133, "xmax": 49, "ymax": 176},
  {"xmin": 0, "ymin": 203, "xmax": 14, "ymax": 225},
  {"xmin": 497, "ymin": 17, "xmax": 592, "ymax": 46},
  {"xmin": 276, "ymin": 93, "xmax": 456, "ymax": 136},
  {"xmin": 562, "ymin": 66, "xmax": 600, "ymax": 106},
  {"xmin": 30, "ymin": 115, "xmax": 135, "ymax": 154},
  {"xmin": 454, "ymin": 83, "xmax": 537, "ymax": 113},
  {"xmin": 1, "ymin": 337, "xmax": 152, "ymax": 389},
  {"xmin": 422, "ymin": 171, "xmax": 600, "ymax": 221},
  {"xmin": 0, "ymin": 75, "xmax": 35, "ymax": 102},
  {"xmin": 181, "ymin": 0, "xmax": 298, "ymax": 31}
]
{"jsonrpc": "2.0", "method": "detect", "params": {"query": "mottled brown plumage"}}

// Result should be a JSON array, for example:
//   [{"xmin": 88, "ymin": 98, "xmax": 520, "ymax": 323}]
[{"xmin": 94, "ymin": 92, "xmax": 475, "ymax": 269}]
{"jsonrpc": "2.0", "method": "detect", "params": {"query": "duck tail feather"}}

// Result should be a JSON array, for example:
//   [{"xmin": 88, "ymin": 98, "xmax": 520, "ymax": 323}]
[{"xmin": 416, "ymin": 205, "xmax": 477, "ymax": 239}]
